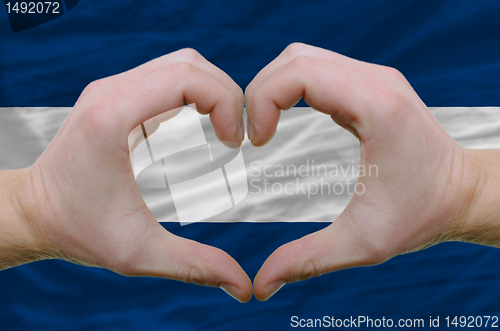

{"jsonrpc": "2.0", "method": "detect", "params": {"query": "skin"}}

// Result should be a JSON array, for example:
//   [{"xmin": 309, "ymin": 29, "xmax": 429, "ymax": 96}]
[
  {"xmin": 0, "ymin": 49, "xmax": 252, "ymax": 303},
  {"xmin": 246, "ymin": 43, "xmax": 500, "ymax": 300},
  {"xmin": 1, "ymin": 44, "xmax": 499, "ymax": 303}
]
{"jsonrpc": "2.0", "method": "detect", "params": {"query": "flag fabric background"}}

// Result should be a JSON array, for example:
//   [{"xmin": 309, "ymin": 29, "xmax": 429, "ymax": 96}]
[{"xmin": 1, "ymin": 1, "xmax": 500, "ymax": 330}]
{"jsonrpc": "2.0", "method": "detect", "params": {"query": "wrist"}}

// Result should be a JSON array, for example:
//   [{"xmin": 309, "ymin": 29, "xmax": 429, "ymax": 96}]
[
  {"xmin": 0, "ymin": 167, "xmax": 46, "ymax": 269},
  {"xmin": 451, "ymin": 148, "xmax": 500, "ymax": 247}
]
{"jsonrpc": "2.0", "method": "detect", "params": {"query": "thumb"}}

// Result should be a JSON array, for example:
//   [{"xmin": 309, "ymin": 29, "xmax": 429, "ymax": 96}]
[
  {"xmin": 115, "ymin": 223, "xmax": 253, "ymax": 303},
  {"xmin": 253, "ymin": 212, "xmax": 382, "ymax": 301}
]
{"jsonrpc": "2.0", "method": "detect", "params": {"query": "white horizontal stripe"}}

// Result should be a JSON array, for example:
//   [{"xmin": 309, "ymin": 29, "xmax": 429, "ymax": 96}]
[{"xmin": 1, "ymin": 107, "xmax": 499, "ymax": 223}]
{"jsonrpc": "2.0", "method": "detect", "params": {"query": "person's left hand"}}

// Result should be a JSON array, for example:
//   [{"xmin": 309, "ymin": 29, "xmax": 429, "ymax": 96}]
[{"xmin": 245, "ymin": 43, "xmax": 481, "ymax": 301}]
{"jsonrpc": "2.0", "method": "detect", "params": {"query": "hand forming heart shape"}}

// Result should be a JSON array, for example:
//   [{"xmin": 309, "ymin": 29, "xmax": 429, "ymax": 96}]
[{"xmin": 2, "ymin": 43, "xmax": 489, "ymax": 303}]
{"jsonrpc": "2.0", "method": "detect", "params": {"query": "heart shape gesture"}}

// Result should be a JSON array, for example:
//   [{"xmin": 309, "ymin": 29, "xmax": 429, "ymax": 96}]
[{"xmin": 0, "ymin": 44, "xmax": 497, "ymax": 303}]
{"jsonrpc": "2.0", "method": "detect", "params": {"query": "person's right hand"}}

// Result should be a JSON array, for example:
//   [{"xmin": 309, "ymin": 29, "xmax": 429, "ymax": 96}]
[
  {"xmin": 5, "ymin": 49, "xmax": 252, "ymax": 302},
  {"xmin": 246, "ymin": 43, "xmax": 495, "ymax": 301}
]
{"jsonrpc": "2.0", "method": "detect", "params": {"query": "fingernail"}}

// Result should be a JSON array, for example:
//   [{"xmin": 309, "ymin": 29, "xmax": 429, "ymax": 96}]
[
  {"xmin": 221, "ymin": 141, "xmax": 240, "ymax": 149},
  {"xmin": 247, "ymin": 117, "xmax": 255, "ymax": 142},
  {"xmin": 220, "ymin": 283, "xmax": 243, "ymax": 303},
  {"xmin": 237, "ymin": 118, "xmax": 245, "ymax": 144},
  {"xmin": 263, "ymin": 280, "xmax": 286, "ymax": 301}
]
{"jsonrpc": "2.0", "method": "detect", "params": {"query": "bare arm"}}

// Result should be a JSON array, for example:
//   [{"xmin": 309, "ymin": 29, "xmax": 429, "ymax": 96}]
[
  {"xmin": 246, "ymin": 42, "xmax": 500, "ymax": 301},
  {"xmin": 454, "ymin": 149, "xmax": 500, "ymax": 247},
  {"xmin": 0, "ymin": 168, "xmax": 46, "ymax": 269},
  {"xmin": 0, "ymin": 49, "xmax": 252, "ymax": 303}
]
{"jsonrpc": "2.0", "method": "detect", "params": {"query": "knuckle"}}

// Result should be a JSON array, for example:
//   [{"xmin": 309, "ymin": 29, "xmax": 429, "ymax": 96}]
[
  {"xmin": 177, "ymin": 48, "xmax": 200, "ymax": 62},
  {"xmin": 185, "ymin": 266, "xmax": 204, "ymax": 285},
  {"xmin": 176, "ymin": 243, "xmax": 211, "ymax": 286},
  {"xmin": 168, "ymin": 61, "xmax": 194, "ymax": 80},
  {"xmin": 82, "ymin": 92, "xmax": 117, "ymax": 132},
  {"xmin": 380, "ymin": 66, "xmax": 407, "ymax": 83},
  {"xmin": 285, "ymin": 42, "xmax": 308, "ymax": 57},
  {"xmin": 81, "ymin": 78, "xmax": 106, "ymax": 98},
  {"xmin": 112, "ymin": 248, "xmax": 141, "ymax": 276},
  {"xmin": 361, "ymin": 233, "xmax": 393, "ymax": 265},
  {"xmin": 371, "ymin": 83, "xmax": 407, "ymax": 119},
  {"xmin": 292, "ymin": 55, "xmax": 317, "ymax": 72},
  {"xmin": 299, "ymin": 260, "xmax": 322, "ymax": 281},
  {"xmin": 379, "ymin": 84, "xmax": 403, "ymax": 106},
  {"xmin": 388, "ymin": 68, "xmax": 406, "ymax": 83}
]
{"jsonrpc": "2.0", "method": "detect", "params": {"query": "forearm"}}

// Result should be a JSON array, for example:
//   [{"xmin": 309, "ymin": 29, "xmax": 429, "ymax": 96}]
[
  {"xmin": 455, "ymin": 148, "xmax": 500, "ymax": 247},
  {"xmin": 0, "ymin": 168, "xmax": 43, "ymax": 270}
]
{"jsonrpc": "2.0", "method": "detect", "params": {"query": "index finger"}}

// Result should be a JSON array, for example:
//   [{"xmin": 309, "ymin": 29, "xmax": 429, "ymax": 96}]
[
  {"xmin": 80, "ymin": 61, "xmax": 243, "ymax": 149},
  {"xmin": 247, "ymin": 56, "xmax": 374, "ymax": 146},
  {"xmin": 91, "ymin": 49, "xmax": 244, "ymax": 113},
  {"xmin": 245, "ymin": 43, "xmax": 379, "ymax": 116}
]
